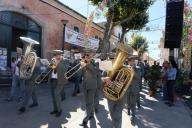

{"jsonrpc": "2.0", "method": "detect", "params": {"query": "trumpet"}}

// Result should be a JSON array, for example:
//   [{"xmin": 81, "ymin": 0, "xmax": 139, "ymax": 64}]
[{"xmin": 64, "ymin": 60, "xmax": 87, "ymax": 80}]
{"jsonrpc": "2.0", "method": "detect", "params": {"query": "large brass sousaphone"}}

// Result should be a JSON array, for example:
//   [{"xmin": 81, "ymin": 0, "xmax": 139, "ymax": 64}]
[
  {"xmin": 103, "ymin": 43, "xmax": 135, "ymax": 101},
  {"xmin": 19, "ymin": 37, "xmax": 39, "ymax": 80}
]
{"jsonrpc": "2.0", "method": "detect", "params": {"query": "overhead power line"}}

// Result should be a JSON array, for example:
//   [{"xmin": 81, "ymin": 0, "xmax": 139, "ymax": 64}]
[{"xmin": 149, "ymin": 16, "xmax": 165, "ymax": 22}]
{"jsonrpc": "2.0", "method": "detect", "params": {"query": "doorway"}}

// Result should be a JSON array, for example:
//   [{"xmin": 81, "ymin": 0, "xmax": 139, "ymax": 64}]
[
  {"xmin": 0, "ymin": 11, "xmax": 42, "ymax": 67},
  {"xmin": 11, "ymin": 27, "xmax": 26, "ymax": 58}
]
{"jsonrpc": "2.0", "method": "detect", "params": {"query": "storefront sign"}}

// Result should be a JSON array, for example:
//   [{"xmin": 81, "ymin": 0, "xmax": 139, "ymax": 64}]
[{"xmin": 65, "ymin": 27, "xmax": 99, "ymax": 50}]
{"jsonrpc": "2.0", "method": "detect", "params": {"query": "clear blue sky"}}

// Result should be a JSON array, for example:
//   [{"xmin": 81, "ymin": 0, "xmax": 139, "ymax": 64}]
[{"xmin": 59, "ymin": 0, "xmax": 191, "ymax": 60}]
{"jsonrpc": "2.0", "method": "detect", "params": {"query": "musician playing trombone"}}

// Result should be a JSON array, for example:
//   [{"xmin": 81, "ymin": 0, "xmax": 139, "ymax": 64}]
[
  {"xmin": 79, "ymin": 49, "xmax": 101, "ymax": 127},
  {"xmin": 49, "ymin": 50, "xmax": 69, "ymax": 117}
]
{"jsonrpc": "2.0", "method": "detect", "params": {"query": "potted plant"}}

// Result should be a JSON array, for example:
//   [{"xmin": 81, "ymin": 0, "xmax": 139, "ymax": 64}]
[{"xmin": 146, "ymin": 65, "xmax": 161, "ymax": 97}]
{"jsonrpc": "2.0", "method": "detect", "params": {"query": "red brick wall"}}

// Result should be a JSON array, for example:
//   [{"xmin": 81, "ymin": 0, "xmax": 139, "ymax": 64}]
[{"xmin": 0, "ymin": 0, "xmax": 104, "ymax": 59}]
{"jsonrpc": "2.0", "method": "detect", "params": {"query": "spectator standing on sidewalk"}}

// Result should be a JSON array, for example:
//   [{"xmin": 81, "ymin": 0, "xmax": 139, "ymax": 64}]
[
  {"xmin": 160, "ymin": 61, "xmax": 169, "ymax": 101},
  {"xmin": 6, "ymin": 57, "xmax": 17, "ymax": 101},
  {"xmin": 165, "ymin": 60, "xmax": 177, "ymax": 107},
  {"xmin": 5, "ymin": 48, "xmax": 24, "ymax": 102}
]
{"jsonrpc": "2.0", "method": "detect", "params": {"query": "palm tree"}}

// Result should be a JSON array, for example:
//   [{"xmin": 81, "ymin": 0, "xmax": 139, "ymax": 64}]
[{"xmin": 130, "ymin": 35, "xmax": 148, "ymax": 58}]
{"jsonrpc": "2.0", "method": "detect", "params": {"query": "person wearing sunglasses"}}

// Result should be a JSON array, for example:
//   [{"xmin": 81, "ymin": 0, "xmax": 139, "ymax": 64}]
[{"xmin": 80, "ymin": 51, "xmax": 101, "ymax": 127}]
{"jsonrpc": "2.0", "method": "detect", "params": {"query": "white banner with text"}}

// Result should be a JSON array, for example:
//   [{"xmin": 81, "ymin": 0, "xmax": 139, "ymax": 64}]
[{"xmin": 65, "ymin": 27, "xmax": 99, "ymax": 50}]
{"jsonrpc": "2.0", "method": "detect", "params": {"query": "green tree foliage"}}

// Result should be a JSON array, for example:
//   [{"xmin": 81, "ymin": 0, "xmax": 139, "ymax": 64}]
[
  {"xmin": 145, "ymin": 64, "xmax": 161, "ymax": 97},
  {"xmin": 130, "ymin": 35, "xmax": 148, "ymax": 57},
  {"xmin": 88, "ymin": 0, "xmax": 153, "ymax": 58},
  {"xmin": 120, "ymin": 11, "xmax": 149, "ymax": 43}
]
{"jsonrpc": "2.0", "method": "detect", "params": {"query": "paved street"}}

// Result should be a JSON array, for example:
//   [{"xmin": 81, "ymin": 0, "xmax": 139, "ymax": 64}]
[{"xmin": 0, "ymin": 83, "xmax": 192, "ymax": 128}]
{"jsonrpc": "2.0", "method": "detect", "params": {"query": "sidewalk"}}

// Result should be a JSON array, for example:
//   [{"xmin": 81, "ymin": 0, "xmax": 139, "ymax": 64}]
[{"xmin": 0, "ymin": 84, "xmax": 191, "ymax": 128}]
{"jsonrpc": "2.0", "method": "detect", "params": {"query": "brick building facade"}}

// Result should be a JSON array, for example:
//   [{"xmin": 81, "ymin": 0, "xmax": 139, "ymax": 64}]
[{"xmin": 0, "ymin": 0, "xmax": 118, "ymax": 67}]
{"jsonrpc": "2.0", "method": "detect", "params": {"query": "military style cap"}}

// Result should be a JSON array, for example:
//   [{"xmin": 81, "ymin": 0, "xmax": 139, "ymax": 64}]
[
  {"xmin": 109, "ymin": 52, "xmax": 115, "ymax": 59},
  {"xmin": 128, "ymin": 49, "xmax": 139, "ymax": 60},
  {"xmin": 51, "ymin": 50, "xmax": 64, "ymax": 55},
  {"xmin": 115, "ymin": 43, "xmax": 135, "ymax": 58},
  {"xmin": 128, "ymin": 55, "xmax": 139, "ymax": 60},
  {"xmin": 82, "ymin": 48, "xmax": 96, "ymax": 53},
  {"xmin": 20, "ymin": 37, "xmax": 39, "ymax": 45}
]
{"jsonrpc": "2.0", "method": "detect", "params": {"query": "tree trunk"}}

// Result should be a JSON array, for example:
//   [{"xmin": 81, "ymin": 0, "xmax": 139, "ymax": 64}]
[
  {"xmin": 99, "ymin": 12, "xmax": 114, "ymax": 60},
  {"xmin": 120, "ymin": 28, "xmax": 126, "ymax": 43}
]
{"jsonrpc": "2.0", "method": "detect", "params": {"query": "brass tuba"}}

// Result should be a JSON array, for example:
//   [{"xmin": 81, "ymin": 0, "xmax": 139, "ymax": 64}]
[
  {"xmin": 103, "ymin": 43, "xmax": 135, "ymax": 101},
  {"xmin": 19, "ymin": 37, "xmax": 39, "ymax": 80}
]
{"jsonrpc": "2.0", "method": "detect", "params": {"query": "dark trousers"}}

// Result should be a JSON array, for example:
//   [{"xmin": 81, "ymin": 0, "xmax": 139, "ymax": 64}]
[
  {"xmin": 21, "ymin": 80, "xmax": 37, "ymax": 108},
  {"xmin": 162, "ymin": 81, "xmax": 168, "ymax": 100},
  {"xmin": 83, "ymin": 89, "xmax": 96, "ymax": 123},
  {"xmin": 73, "ymin": 78, "xmax": 80, "ymax": 94},
  {"xmin": 166, "ymin": 80, "xmax": 175, "ymax": 103},
  {"xmin": 108, "ymin": 97, "xmax": 125, "ymax": 128},
  {"xmin": 50, "ymin": 79, "xmax": 64, "ymax": 112}
]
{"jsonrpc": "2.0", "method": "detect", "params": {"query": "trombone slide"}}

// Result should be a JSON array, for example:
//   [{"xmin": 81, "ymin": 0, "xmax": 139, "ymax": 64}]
[{"xmin": 64, "ymin": 60, "xmax": 87, "ymax": 79}]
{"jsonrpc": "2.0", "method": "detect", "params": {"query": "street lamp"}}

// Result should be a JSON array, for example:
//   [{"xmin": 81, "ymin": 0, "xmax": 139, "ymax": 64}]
[{"xmin": 61, "ymin": 19, "xmax": 69, "ymax": 52}]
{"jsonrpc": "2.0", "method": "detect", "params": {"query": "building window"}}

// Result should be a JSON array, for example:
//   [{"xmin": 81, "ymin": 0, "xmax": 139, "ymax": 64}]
[
  {"xmin": 74, "ymin": 26, "xmax": 79, "ymax": 33},
  {"xmin": 95, "ymin": 35, "xmax": 99, "ymax": 39}
]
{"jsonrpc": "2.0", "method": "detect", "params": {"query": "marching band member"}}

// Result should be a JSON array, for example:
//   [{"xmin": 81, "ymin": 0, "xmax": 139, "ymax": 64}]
[
  {"xmin": 101, "ymin": 55, "xmax": 126, "ymax": 128},
  {"xmin": 94, "ymin": 61, "xmax": 103, "ymax": 113},
  {"xmin": 49, "ymin": 50, "xmax": 69, "ymax": 117},
  {"xmin": 70, "ymin": 54, "xmax": 82, "ymax": 96},
  {"xmin": 126, "ymin": 55, "xmax": 141, "ymax": 126},
  {"xmin": 18, "ymin": 57, "xmax": 41, "ymax": 113},
  {"xmin": 101, "ymin": 45, "xmax": 137, "ymax": 128},
  {"xmin": 79, "ymin": 50, "xmax": 100, "ymax": 127}
]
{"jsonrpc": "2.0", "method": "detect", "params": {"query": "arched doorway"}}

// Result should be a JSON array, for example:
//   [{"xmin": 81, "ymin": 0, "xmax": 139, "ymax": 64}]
[{"xmin": 0, "ymin": 11, "xmax": 42, "ymax": 68}]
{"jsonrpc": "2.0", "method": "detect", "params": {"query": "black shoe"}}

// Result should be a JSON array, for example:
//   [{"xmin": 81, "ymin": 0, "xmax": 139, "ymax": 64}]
[
  {"xmin": 128, "ymin": 108, "xmax": 131, "ymax": 115},
  {"xmin": 131, "ymin": 117, "xmax": 136, "ymax": 126},
  {"xmin": 79, "ymin": 121, "xmax": 87, "ymax": 127},
  {"xmin": 55, "ymin": 110, "xmax": 62, "ymax": 117},
  {"xmin": 50, "ymin": 110, "xmax": 58, "ymax": 115},
  {"xmin": 95, "ymin": 108, "xmax": 98, "ymax": 113},
  {"xmin": 164, "ymin": 101, "xmax": 169, "ymax": 104},
  {"xmin": 89, "ymin": 115, "xmax": 94, "ymax": 119},
  {"xmin": 29, "ymin": 103, "xmax": 38, "ymax": 108},
  {"xmin": 18, "ymin": 107, "xmax": 26, "ymax": 113}
]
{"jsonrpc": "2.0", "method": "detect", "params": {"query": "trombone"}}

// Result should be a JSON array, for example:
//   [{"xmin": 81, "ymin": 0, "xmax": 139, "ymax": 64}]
[
  {"xmin": 64, "ymin": 60, "xmax": 87, "ymax": 80},
  {"xmin": 34, "ymin": 58, "xmax": 57, "ymax": 84},
  {"xmin": 34, "ymin": 53, "xmax": 71, "ymax": 84},
  {"xmin": 64, "ymin": 53, "xmax": 101, "ymax": 79}
]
